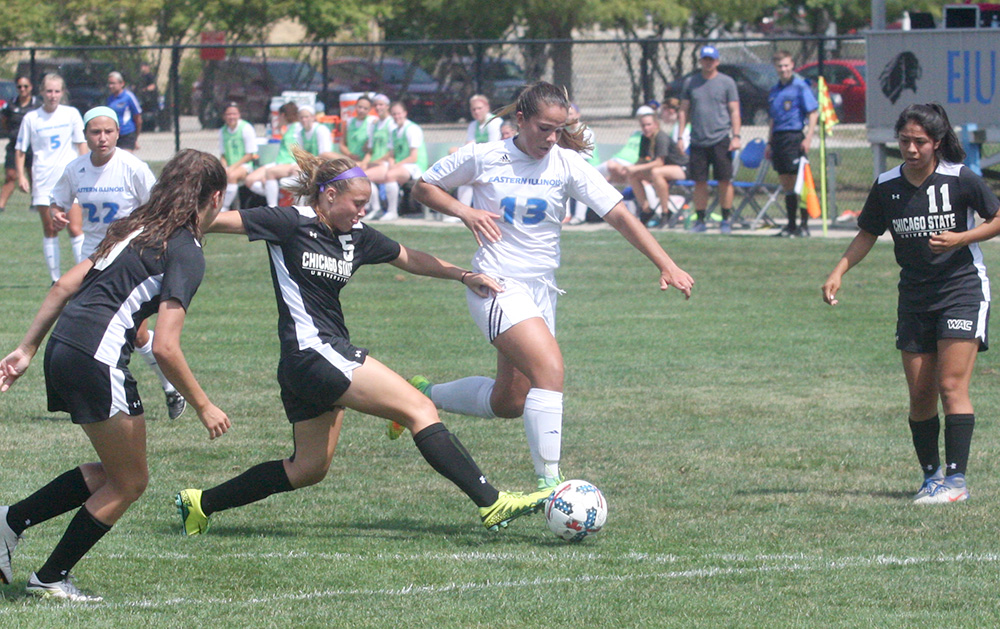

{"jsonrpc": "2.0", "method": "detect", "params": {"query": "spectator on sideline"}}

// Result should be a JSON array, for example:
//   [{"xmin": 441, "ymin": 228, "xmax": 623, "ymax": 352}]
[
  {"xmin": 0, "ymin": 75, "xmax": 41, "ymax": 213},
  {"xmin": 15, "ymin": 74, "xmax": 86, "ymax": 282},
  {"xmin": 564, "ymin": 103, "xmax": 601, "ymax": 225},
  {"xmin": 595, "ymin": 107, "xmax": 647, "ymax": 186},
  {"xmin": 244, "ymin": 102, "xmax": 299, "ymax": 204},
  {"xmin": 626, "ymin": 111, "xmax": 688, "ymax": 228},
  {"xmin": 137, "ymin": 63, "xmax": 160, "ymax": 132},
  {"xmin": 678, "ymin": 45, "xmax": 741, "ymax": 234},
  {"xmin": 455, "ymin": 94, "xmax": 504, "ymax": 210},
  {"xmin": 257, "ymin": 104, "xmax": 333, "ymax": 207},
  {"xmin": 361, "ymin": 94, "xmax": 394, "ymax": 218},
  {"xmin": 364, "ymin": 101, "xmax": 426, "ymax": 222},
  {"xmin": 660, "ymin": 98, "xmax": 690, "ymax": 147},
  {"xmin": 106, "ymin": 72, "xmax": 142, "ymax": 152},
  {"xmin": 219, "ymin": 103, "xmax": 259, "ymax": 211},
  {"xmin": 328, "ymin": 94, "xmax": 373, "ymax": 163},
  {"xmin": 767, "ymin": 50, "xmax": 818, "ymax": 238},
  {"xmin": 500, "ymin": 120, "xmax": 517, "ymax": 139}
]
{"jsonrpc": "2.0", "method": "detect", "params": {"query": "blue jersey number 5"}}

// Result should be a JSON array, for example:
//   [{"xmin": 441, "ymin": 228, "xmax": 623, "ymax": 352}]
[{"xmin": 499, "ymin": 197, "xmax": 547, "ymax": 225}]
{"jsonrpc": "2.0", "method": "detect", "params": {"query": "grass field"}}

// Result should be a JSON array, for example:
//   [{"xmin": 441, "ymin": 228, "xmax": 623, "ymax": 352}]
[{"xmin": 3, "ymin": 196, "xmax": 1000, "ymax": 627}]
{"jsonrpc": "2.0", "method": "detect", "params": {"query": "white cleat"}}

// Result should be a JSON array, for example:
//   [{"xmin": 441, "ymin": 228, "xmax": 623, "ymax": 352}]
[{"xmin": 27, "ymin": 572, "xmax": 103, "ymax": 602}]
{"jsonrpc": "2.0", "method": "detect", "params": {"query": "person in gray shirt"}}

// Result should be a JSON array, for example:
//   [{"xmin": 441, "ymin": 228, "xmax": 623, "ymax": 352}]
[{"xmin": 678, "ymin": 45, "xmax": 741, "ymax": 233}]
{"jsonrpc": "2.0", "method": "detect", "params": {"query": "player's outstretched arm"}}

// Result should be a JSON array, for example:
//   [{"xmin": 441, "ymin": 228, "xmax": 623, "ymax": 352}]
[
  {"xmin": 603, "ymin": 203, "xmax": 693, "ymax": 298},
  {"xmin": 822, "ymin": 229, "xmax": 878, "ymax": 305},
  {"xmin": 0, "ymin": 258, "xmax": 93, "ymax": 391},
  {"xmin": 152, "ymin": 299, "xmax": 230, "ymax": 439},
  {"xmin": 412, "ymin": 180, "xmax": 501, "ymax": 247},
  {"xmin": 390, "ymin": 245, "xmax": 503, "ymax": 298},
  {"xmin": 205, "ymin": 209, "xmax": 247, "ymax": 235}
]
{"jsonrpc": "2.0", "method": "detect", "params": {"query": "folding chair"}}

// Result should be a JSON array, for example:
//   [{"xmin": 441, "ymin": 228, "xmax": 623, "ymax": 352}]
[{"xmin": 729, "ymin": 138, "xmax": 782, "ymax": 229}]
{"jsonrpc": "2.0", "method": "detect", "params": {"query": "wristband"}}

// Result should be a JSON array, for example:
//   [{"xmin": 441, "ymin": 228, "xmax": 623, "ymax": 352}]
[
  {"xmin": 460, "ymin": 271, "xmax": 471, "ymax": 284},
  {"xmin": 733, "ymin": 134, "xmax": 741, "ymax": 138}
]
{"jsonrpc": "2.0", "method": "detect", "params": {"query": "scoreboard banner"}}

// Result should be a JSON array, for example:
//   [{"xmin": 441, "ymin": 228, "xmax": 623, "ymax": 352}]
[{"xmin": 866, "ymin": 30, "xmax": 999, "ymax": 143}]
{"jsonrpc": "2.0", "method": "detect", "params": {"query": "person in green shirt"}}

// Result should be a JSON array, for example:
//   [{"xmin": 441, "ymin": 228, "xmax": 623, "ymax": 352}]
[
  {"xmin": 244, "ymin": 102, "xmax": 299, "ymax": 204},
  {"xmin": 364, "ymin": 101, "xmax": 426, "ymax": 222},
  {"xmin": 329, "ymin": 94, "xmax": 373, "ymax": 163},
  {"xmin": 219, "ymin": 103, "xmax": 259, "ymax": 210}
]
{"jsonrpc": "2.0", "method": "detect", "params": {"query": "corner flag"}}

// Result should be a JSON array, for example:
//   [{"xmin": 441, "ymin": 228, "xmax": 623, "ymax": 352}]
[{"xmin": 818, "ymin": 76, "xmax": 839, "ymax": 135}]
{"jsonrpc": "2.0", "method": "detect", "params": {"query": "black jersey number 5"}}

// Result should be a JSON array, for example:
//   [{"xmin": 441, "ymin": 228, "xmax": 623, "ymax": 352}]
[{"xmin": 338, "ymin": 234, "xmax": 355, "ymax": 262}]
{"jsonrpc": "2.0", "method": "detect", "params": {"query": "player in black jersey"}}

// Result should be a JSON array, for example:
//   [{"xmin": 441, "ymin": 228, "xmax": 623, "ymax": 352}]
[
  {"xmin": 175, "ymin": 146, "xmax": 552, "ymax": 537},
  {"xmin": 0, "ymin": 149, "xmax": 231, "ymax": 601},
  {"xmin": 823, "ymin": 104, "xmax": 1000, "ymax": 505}
]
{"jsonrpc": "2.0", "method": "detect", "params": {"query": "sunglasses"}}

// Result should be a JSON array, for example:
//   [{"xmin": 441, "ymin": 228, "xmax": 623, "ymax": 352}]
[{"xmin": 17, "ymin": 84, "xmax": 30, "ymax": 89}]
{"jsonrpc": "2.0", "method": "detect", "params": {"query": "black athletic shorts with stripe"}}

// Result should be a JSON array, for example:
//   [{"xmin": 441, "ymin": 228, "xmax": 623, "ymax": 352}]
[
  {"xmin": 44, "ymin": 338, "xmax": 143, "ymax": 424},
  {"xmin": 277, "ymin": 338, "xmax": 368, "ymax": 423}
]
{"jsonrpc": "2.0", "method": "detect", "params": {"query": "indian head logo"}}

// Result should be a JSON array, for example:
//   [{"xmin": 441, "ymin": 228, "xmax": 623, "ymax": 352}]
[{"xmin": 880, "ymin": 51, "xmax": 922, "ymax": 104}]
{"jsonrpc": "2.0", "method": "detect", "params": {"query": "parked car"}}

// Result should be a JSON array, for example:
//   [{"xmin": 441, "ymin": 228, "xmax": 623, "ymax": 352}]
[
  {"xmin": 191, "ymin": 56, "xmax": 325, "ymax": 128},
  {"xmin": 0, "ymin": 80, "xmax": 15, "ymax": 109},
  {"xmin": 325, "ymin": 57, "xmax": 463, "ymax": 122},
  {"xmin": 436, "ymin": 56, "xmax": 528, "ymax": 108},
  {"xmin": 15, "ymin": 58, "xmax": 114, "ymax": 116},
  {"xmin": 795, "ymin": 59, "xmax": 866, "ymax": 123},
  {"xmin": 664, "ymin": 63, "xmax": 779, "ymax": 126}
]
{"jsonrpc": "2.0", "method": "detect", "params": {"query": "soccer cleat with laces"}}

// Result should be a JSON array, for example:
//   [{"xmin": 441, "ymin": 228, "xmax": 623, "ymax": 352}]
[
  {"xmin": 165, "ymin": 390, "xmax": 187, "ymax": 420},
  {"xmin": 175, "ymin": 489, "xmax": 210, "ymax": 535},
  {"xmin": 0, "ymin": 506, "xmax": 20, "ymax": 585},
  {"xmin": 913, "ymin": 473, "xmax": 970, "ymax": 505},
  {"xmin": 27, "ymin": 572, "xmax": 103, "ymax": 602},
  {"xmin": 479, "ymin": 489, "xmax": 552, "ymax": 531},
  {"xmin": 388, "ymin": 376, "xmax": 435, "ymax": 440},
  {"xmin": 912, "ymin": 467, "xmax": 944, "ymax": 502}
]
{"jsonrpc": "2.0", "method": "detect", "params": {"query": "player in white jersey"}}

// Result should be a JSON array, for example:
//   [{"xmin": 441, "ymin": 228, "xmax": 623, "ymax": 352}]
[
  {"xmin": 49, "ymin": 107, "xmax": 185, "ymax": 419},
  {"xmin": 397, "ymin": 82, "xmax": 694, "ymax": 490},
  {"xmin": 15, "ymin": 74, "xmax": 86, "ymax": 283},
  {"xmin": 824, "ymin": 104, "xmax": 1000, "ymax": 505}
]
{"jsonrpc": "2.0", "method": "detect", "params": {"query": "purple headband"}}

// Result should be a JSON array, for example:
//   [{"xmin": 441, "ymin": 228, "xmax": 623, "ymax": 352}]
[{"xmin": 319, "ymin": 166, "xmax": 368, "ymax": 191}]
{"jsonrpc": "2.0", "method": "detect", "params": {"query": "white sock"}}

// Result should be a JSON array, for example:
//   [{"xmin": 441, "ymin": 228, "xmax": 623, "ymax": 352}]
[
  {"xmin": 223, "ymin": 184, "xmax": 239, "ymax": 211},
  {"xmin": 70, "ymin": 234, "xmax": 85, "ymax": 264},
  {"xmin": 264, "ymin": 179, "xmax": 279, "ymax": 206},
  {"xmin": 523, "ymin": 388, "xmax": 563, "ymax": 480},
  {"xmin": 135, "ymin": 331, "xmax": 176, "ymax": 393},
  {"xmin": 430, "ymin": 376, "xmax": 496, "ymax": 418},
  {"xmin": 384, "ymin": 182, "xmax": 400, "ymax": 217},
  {"xmin": 368, "ymin": 182, "xmax": 382, "ymax": 213},
  {"xmin": 457, "ymin": 184, "xmax": 473, "ymax": 207},
  {"xmin": 250, "ymin": 180, "xmax": 265, "ymax": 197},
  {"xmin": 42, "ymin": 237, "xmax": 60, "ymax": 282}
]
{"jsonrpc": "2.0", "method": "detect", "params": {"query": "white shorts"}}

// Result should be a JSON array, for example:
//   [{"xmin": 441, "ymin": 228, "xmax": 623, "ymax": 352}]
[
  {"xmin": 402, "ymin": 163, "xmax": 423, "ymax": 181},
  {"xmin": 467, "ymin": 274, "xmax": 558, "ymax": 343},
  {"xmin": 31, "ymin": 173, "xmax": 60, "ymax": 207}
]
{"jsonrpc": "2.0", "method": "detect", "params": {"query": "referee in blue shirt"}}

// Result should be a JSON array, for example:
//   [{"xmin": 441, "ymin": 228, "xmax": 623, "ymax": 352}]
[{"xmin": 767, "ymin": 51, "xmax": 818, "ymax": 237}]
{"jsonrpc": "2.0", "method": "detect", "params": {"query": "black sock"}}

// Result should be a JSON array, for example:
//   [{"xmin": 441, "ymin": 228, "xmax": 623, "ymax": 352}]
[
  {"xmin": 200, "ymin": 460, "xmax": 295, "ymax": 516},
  {"xmin": 785, "ymin": 193, "xmax": 798, "ymax": 227},
  {"xmin": 35, "ymin": 506, "xmax": 111, "ymax": 584},
  {"xmin": 7, "ymin": 467, "xmax": 91, "ymax": 536},
  {"xmin": 721, "ymin": 208, "xmax": 731, "ymax": 220},
  {"xmin": 800, "ymin": 207, "xmax": 809, "ymax": 225},
  {"xmin": 944, "ymin": 414, "xmax": 975, "ymax": 476},
  {"xmin": 413, "ymin": 423, "xmax": 499, "ymax": 508},
  {"xmin": 908, "ymin": 415, "xmax": 940, "ymax": 476}
]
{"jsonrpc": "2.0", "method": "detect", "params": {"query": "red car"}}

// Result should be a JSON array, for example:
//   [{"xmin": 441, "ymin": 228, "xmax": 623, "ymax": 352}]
[{"xmin": 795, "ymin": 59, "xmax": 866, "ymax": 123}]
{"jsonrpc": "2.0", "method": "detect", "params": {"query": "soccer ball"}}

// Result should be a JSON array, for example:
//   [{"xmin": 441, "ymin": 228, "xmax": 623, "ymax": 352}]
[{"xmin": 545, "ymin": 479, "xmax": 607, "ymax": 542}]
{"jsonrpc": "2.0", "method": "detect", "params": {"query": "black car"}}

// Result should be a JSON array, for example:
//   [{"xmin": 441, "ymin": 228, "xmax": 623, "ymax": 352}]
[
  {"xmin": 15, "ymin": 58, "xmax": 115, "ymax": 116},
  {"xmin": 665, "ymin": 63, "xmax": 779, "ymax": 126},
  {"xmin": 325, "ymin": 57, "xmax": 463, "ymax": 122},
  {"xmin": 192, "ymin": 57, "xmax": 325, "ymax": 128},
  {"xmin": 436, "ymin": 56, "xmax": 527, "ymax": 108}
]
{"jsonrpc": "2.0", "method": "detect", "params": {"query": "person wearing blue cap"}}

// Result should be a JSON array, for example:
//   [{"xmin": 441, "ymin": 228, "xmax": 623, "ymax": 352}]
[
  {"xmin": 678, "ymin": 45, "xmax": 741, "ymax": 233},
  {"xmin": 174, "ymin": 146, "xmax": 553, "ymax": 538}
]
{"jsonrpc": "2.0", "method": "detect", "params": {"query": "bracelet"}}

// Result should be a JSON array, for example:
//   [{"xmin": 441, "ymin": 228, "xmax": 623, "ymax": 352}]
[
  {"xmin": 460, "ymin": 271, "xmax": 471, "ymax": 284},
  {"xmin": 733, "ymin": 134, "xmax": 741, "ymax": 138}
]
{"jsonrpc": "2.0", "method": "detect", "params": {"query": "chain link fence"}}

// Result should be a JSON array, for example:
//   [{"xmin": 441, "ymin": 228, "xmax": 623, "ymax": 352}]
[{"xmin": 1, "ymin": 36, "xmax": 994, "ymax": 219}]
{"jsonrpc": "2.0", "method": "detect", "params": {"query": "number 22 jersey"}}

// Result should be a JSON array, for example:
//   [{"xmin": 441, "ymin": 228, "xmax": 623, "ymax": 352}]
[
  {"xmin": 858, "ymin": 162, "xmax": 1000, "ymax": 312},
  {"xmin": 422, "ymin": 139, "xmax": 623, "ymax": 279}
]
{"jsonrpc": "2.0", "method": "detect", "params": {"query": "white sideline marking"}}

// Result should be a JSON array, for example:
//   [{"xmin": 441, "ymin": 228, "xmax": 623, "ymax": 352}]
[{"xmin": 2, "ymin": 552, "xmax": 999, "ymax": 613}]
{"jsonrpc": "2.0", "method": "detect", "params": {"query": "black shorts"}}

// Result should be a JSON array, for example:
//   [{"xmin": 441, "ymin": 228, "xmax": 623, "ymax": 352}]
[
  {"xmin": 44, "ymin": 338, "xmax": 144, "ymax": 424},
  {"xmin": 896, "ymin": 302, "xmax": 990, "ymax": 354},
  {"xmin": 4, "ymin": 142, "xmax": 31, "ymax": 172},
  {"xmin": 689, "ymin": 139, "xmax": 733, "ymax": 182},
  {"xmin": 277, "ymin": 339, "xmax": 368, "ymax": 423},
  {"xmin": 770, "ymin": 131, "xmax": 804, "ymax": 175},
  {"xmin": 117, "ymin": 132, "xmax": 138, "ymax": 150}
]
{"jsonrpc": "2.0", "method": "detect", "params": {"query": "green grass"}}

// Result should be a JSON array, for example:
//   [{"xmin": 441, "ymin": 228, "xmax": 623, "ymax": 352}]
[{"xmin": 3, "ymin": 195, "xmax": 1000, "ymax": 626}]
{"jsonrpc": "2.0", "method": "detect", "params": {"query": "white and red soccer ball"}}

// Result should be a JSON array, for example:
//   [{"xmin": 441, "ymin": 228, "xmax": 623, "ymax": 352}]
[{"xmin": 545, "ymin": 479, "xmax": 607, "ymax": 542}]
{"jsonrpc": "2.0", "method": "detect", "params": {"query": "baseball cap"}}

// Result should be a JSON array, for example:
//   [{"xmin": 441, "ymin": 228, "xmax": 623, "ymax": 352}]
[
  {"xmin": 635, "ymin": 105, "xmax": 656, "ymax": 117},
  {"xmin": 700, "ymin": 45, "xmax": 720, "ymax": 60}
]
